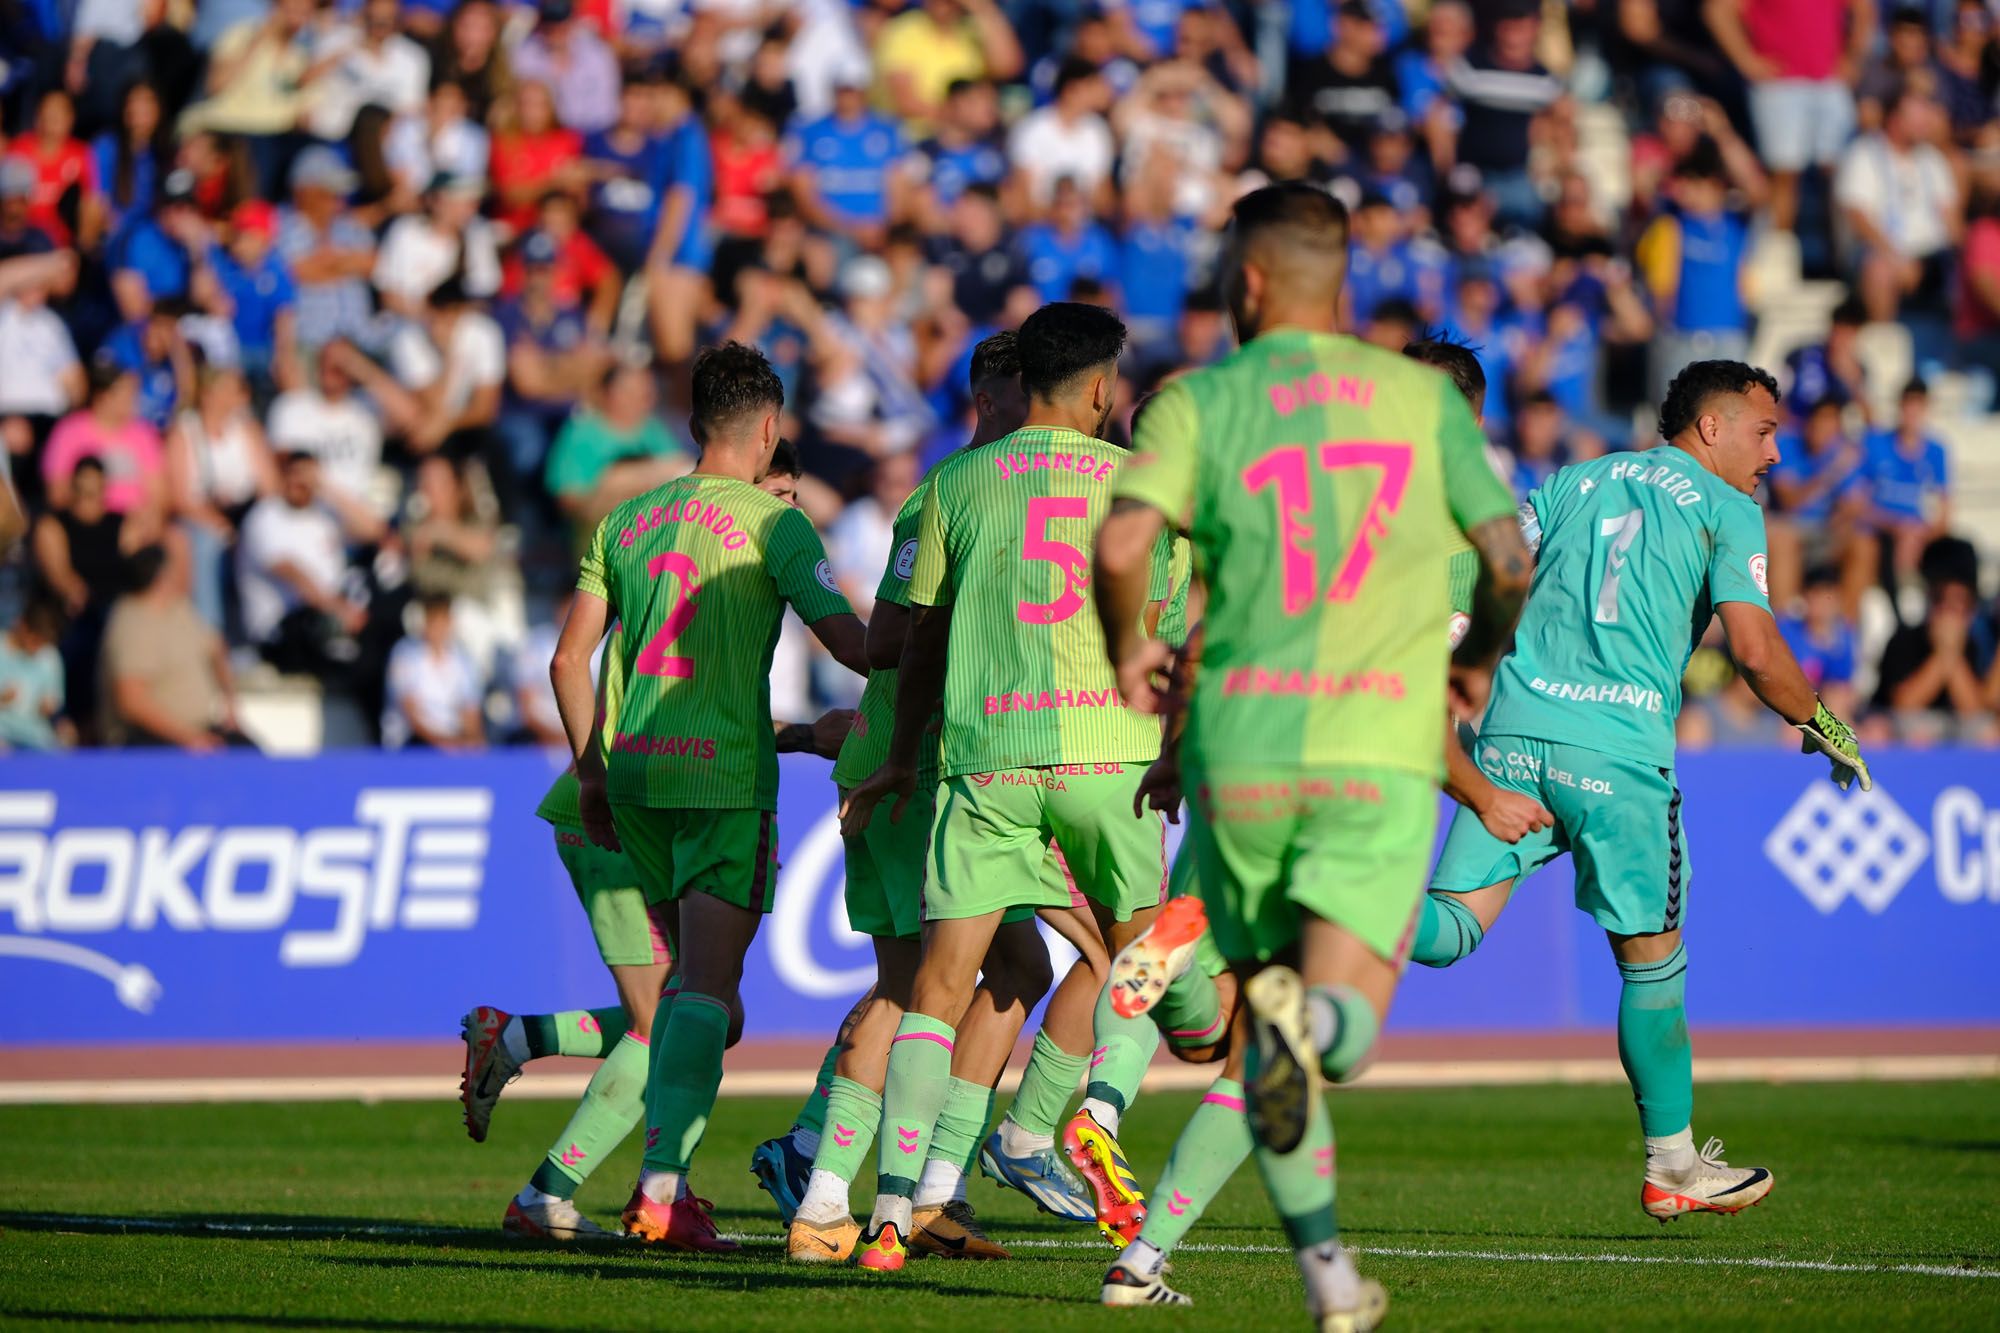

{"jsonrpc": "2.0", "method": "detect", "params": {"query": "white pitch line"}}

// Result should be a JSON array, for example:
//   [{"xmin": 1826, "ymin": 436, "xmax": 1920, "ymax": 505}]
[
  {"xmin": 1, "ymin": 1054, "xmax": 1994, "ymax": 1106},
  {"xmin": 7, "ymin": 1214, "xmax": 1996, "ymax": 1282}
]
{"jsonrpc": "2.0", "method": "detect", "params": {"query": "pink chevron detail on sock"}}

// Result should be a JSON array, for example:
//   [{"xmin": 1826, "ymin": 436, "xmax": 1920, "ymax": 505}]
[
  {"xmin": 1170, "ymin": 1015, "xmax": 1228, "ymax": 1042},
  {"xmin": 895, "ymin": 1126, "xmax": 920, "ymax": 1154},
  {"xmin": 578, "ymin": 1014, "xmax": 601, "ymax": 1034},
  {"xmin": 1088, "ymin": 1045, "xmax": 1108, "ymax": 1069},
  {"xmin": 831, "ymin": 1124, "xmax": 856, "ymax": 1148},
  {"xmin": 1165, "ymin": 1189, "xmax": 1192, "ymax": 1216},
  {"xmin": 645, "ymin": 1127, "xmax": 660, "ymax": 1149},
  {"xmin": 1201, "ymin": 1090, "xmax": 1247, "ymax": 1112},
  {"xmin": 559, "ymin": 1143, "xmax": 587, "ymax": 1167},
  {"xmin": 624, "ymin": 1029, "xmax": 649, "ymax": 1044},
  {"xmin": 892, "ymin": 1030, "xmax": 954, "ymax": 1053},
  {"xmin": 1314, "ymin": 1146, "xmax": 1334, "ymax": 1177}
]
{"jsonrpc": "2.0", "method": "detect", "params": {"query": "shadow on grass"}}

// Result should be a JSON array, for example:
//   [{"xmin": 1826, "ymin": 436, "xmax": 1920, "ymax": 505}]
[
  {"xmin": 0, "ymin": 1311, "xmax": 549, "ymax": 1333},
  {"xmin": 316, "ymin": 1252, "xmax": 1054, "ymax": 1299}
]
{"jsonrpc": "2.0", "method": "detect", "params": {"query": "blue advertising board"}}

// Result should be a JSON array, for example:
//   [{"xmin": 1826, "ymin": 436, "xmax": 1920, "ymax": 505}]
[{"xmin": 0, "ymin": 749, "xmax": 1995, "ymax": 1046}]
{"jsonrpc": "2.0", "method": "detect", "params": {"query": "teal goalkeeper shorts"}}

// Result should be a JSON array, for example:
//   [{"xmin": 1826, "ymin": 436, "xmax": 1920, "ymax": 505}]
[{"xmin": 1429, "ymin": 736, "xmax": 1689, "ymax": 937}]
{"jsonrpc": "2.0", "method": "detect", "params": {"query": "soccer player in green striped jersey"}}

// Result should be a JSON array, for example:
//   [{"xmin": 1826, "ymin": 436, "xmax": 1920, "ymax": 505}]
[
  {"xmin": 1095, "ymin": 184, "xmax": 1533, "ymax": 1331},
  {"xmin": 840, "ymin": 303, "xmax": 1175, "ymax": 1271},
  {"xmin": 550, "ymin": 342, "xmax": 870, "ymax": 1254},
  {"xmin": 1415, "ymin": 360, "xmax": 1869, "ymax": 1222}
]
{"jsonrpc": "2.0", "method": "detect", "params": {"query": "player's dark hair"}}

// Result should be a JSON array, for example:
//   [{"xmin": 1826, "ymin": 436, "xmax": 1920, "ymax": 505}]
[
  {"xmin": 1403, "ymin": 332, "xmax": 1487, "ymax": 412},
  {"xmin": 766, "ymin": 437, "xmax": 802, "ymax": 478},
  {"xmin": 690, "ymin": 340, "xmax": 784, "ymax": 444},
  {"xmin": 1230, "ymin": 182, "xmax": 1350, "ymax": 259},
  {"xmin": 1656, "ymin": 360, "xmax": 1780, "ymax": 441},
  {"xmin": 969, "ymin": 329, "xmax": 1019, "ymax": 389},
  {"xmin": 419, "ymin": 590, "xmax": 454, "ymax": 615},
  {"xmin": 1018, "ymin": 302, "xmax": 1127, "ymax": 401}
]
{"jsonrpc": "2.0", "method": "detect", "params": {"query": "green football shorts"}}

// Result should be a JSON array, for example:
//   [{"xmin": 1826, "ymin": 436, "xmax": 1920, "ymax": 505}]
[
  {"xmin": 552, "ymin": 826, "xmax": 669, "ymax": 967},
  {"xmin": 1429, "ymin": 736, "xmax": 1689, "ymax": 937},
  {"xmin": 1185, "ymin": 761, "xmax": 1437, "ymax": 966},
  {"xmin": 610, "ymin": 804, "xmax": 780, "ymax": 914},
  {"xmin": 929, "ymin": 763, "xmax": 1165, "ymax": 923},
  {"xmin": 842, "ymin": 786, "xmax": 931, "ymax": 941}
]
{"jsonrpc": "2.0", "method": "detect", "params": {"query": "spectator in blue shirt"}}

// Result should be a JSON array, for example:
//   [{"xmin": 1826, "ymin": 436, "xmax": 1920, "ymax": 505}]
[
  {"xmin": 92, "ymin": 82, "xmax": 168, "ymax": 238},
  {"xmin": 1117, "ymin": 163, "xmax": 1194, "ymax": 370},
  {"xmin": 111, "ymin": 168, "xmax": 208, "ymax": 322},
  {"xmin": 1446, "ymin": 265, "xmax": 1519, "ymax": 437},
  {"xmin": 907, "ymin": 79, "xmax": 1008, "ymax": 216},
  {"xmin": 105, "ymin": 305, "xmax": 193, "ymax": 433},
  {"xmin": 1507, "ymin": 391, "xmax": 1570, "ymax": 497},
  {"xmin": 785, "ymin": 77, "xmax": 906, "ymax": 247},
  {"xmin": 209, "ymin": 200, "xmax": 299, "ymax": 398},
  {"xmin": 1767, "ymin": 393, "xmax": 1871, "ymax": 616},
  {"xmin": 1637, "ymin": 143, "xmax": 1753, "ymax": 404},
  {"xmin": 1395, "ymin": 0, "xmax": 1473, "ymax": 130},
  {"xmin": 644, "ymin": 71, "xmax": 717, "ymax": 365},
  {"xmin": 1354, "ymin": 110, "xmax": 1434, "ymax": 221},
  {"xmin": 583, "ymin": 76, "xmax": 670, "ymax": 274},
  {"xmin": 1863, "ymin": 377, "xmax": 1954, "ymax": 610},
  {"xmin": 1783, "ymin": 295, "xmax": 1871, "ymax": 425},
  {"xmin": 1779, "ymin": 565, "xmax": 1860, "ymax": 716},
  {"xmin": 1019, "ymin": 176, "xmax": 1118, "ymax": 303},
  {"xmin": 493, "ymin": 230, "xmax": 610, "ymax": 502},
  {"xmin": 1346, "ymin": 191, "xmax": 1425, "ymax": 327}
]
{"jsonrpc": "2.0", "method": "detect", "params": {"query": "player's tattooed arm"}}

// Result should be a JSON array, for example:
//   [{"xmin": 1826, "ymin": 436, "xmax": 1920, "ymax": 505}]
[
  {"xmin": 1454, "ymin": 514, "xmax": 1534, "ymax": 670},
  {"xmin": 1094, "ymin": 499, "xmax": 1173, "ymax": 712}
]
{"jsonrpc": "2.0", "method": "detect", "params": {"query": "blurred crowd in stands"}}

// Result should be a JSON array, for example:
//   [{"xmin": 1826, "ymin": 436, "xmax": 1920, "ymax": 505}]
[{"xmin": 0, "ymin": 0, "xmax": 1997, "ymax": 754}]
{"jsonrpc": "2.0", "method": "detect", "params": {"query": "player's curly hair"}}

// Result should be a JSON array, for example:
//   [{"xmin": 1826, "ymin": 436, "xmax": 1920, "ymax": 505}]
[
  {"xmin": 690, "ymin": 341, "xmax": 783, "ymax": 444},
  {"xmin": 1403, "ymin": 330, "xmax": 1487, "ymax": 413},
  {"xmin": 1657, "ymin": 360, "xmax": 1780, "ymax": 442},
  {"xmin": 1018, "ymin": 302, "xmax": 1127, "ymax": 400},
  {"xmin": 969, "ymin": 329, "xmax": 1019, "ymax": 389}
]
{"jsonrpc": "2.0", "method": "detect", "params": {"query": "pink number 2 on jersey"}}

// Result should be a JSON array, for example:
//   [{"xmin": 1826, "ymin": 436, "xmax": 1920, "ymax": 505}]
[
  {"xmin": 1016, "ymin": 495, "xmax": 1091, "ymax": 624},
  {"xmin": 1241, "ymin": 441, "xmax": 1412, "ymax": 615},
  {"xmin": 634, "ymin": 550, "xmax": 700, "ymax": 678}
]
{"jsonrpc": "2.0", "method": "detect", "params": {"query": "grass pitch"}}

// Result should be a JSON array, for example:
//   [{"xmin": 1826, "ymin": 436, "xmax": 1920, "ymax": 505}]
[{"xmin": 1, "ymin": 1080, "xmax": 1996, "ymax": 1330}]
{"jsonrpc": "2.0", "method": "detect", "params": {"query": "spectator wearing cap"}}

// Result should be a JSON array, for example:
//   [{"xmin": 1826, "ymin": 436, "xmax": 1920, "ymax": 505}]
[
  {"xmin": 92, "ymin": 83, "xmax": 170, "ymax": 239},
  {"xmin": 1766, "ymin": 392, "xmax": 1870, "ymax": 616},
  {"xmin": 785, "ymin": 75, "xmax": 908, "ymax": 251},
  {"xmin": 383, "ymin": 80, "xmax": 492, "ymax": 211},
  {"xmin": 1445, "ymin": 0, "xmax": 1566, "ymax": 229},
  {"xmin": 1007, "ymin": 57, "xmax": 1116, "ymax": 210},
  {"xmin": 6, "ymin": 89, "xmax": 104, "ymax": 252},
  {"xmin": 1778, "ymin": 565, "xmax": 1861, "ymax": 717},
  {"xmin": 101, "ymin": 540, "xmax": 252, "ymax": 751},
  {"xmin": 1288, "ymin": 0, "xmax": 1398, "ymax": 161},
  {"xmin": 0, "ymin": 157, "xmax": 58, "ymax": 264},
  {"xmin": 1862, "ymin": 378, "xmax": 1953, "ymax": 608},
  {"xmin": 110, "ymin": 168, "xmax": 211, "ymax": 322},
  {"xmin": 302, "ymin": 0, "xmax": 431, "ymax": 149},
  {"xmin": 1635, "ymin": 141, "xmax": 1753, "ymax": 404},
  {"xmin": 874, "ymin": 0, "xmax": 1022, "ymax": 133},
  {"xmin": 176, "ymin": 0, "xmax": 319, "ymax": 197},
  {"xmin": 490, "ymin": 80, "xmax": 586, "ymax": 234},
  {"xmin": 1835, "ymin": 85, "xmax": 1961, "ymax": 327},
  {"xmin": 210, "ymin": 200, "xmax": 301, "ymax": 398},
  {"xmin": 278, "ymin": 147, "xmax": 378, "ymax": 354},
  {"xmin": 493, "ymin": 228, "xmax": 612, "ymax": 503},
  {"xmin": 906, "ymin": 80, "xmax": 1009, "ymax": 219},
  {"xmin": 1873, "ymin": 535, "xmax": 1994, "ymax": 737},
  {"xmin": 1019, "ymin": 176, "xmax": 1118, "ymax": 304},
  {"xmin": 1784, "ymin": 295, "xmax": 1872, "ymax": 425},
  {"xmin": 512, "ymin": 0, "xmax": 620, "ymax": 136},
  {"xmin": 372, "ymin": 174, "xmax": 502, "ymax": 320},
  {"xmin": 545, "ymin": 360, "xmax": 689, "ymax": 532},
  {"xmin": 382, "ymin": 592, "xmax": 485, "ymax": 750},
  {"xmin": 425, "ymin": 0, "xmax": 514, "ymax": 126},
  {"xmin": 0, "ymin": 593, "xmax": 68, "ymax": 752},
  {"xmin": 1709, "ymin": 0, "xmax": 1872, "ymax": 237}
]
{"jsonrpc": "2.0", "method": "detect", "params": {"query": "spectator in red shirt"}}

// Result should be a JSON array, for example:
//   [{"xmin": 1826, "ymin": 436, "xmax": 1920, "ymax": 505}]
[
  {"xmin": 1955, "ymin": 143, "xmax": 2000, "ymax": 397},
  {"xmin": 500, "ymin": 192, "xmax": 619, "ymax": 335},
  {"xmin": 7, "ymin": 90, "xmax": 103, "ymax": 251},
  {"xmin": 490, "ymin": 79, "xmax": 585, "ymax": 232},
  {"xmin": 709, "ymin": 90, "xmax": 784, "ymax": 242},
  {"xmin": 1707, "ymin": 0, "xmax": 1874, "ymax": 235}
]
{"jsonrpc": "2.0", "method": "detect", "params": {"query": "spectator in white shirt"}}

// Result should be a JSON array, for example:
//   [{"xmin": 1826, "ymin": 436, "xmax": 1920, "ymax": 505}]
[
  {"xmin": 388, "ymin": 281, "xmax": 507, "ymax": 460},
  {"xmin": 266, "ymin": 340, "xmax": 417, "ymax": 524},
  {"xmin": 383, "ymin": 80, "xmax": 491, "ymax": 213},
  {"xmin": 1836, "ymin": 86, "xmax": 1963, "ymax": 323},
  {"xmin": 0, "ymin": 272, "xmax": 86, "ymax": 475},
  {"xmin": 1007, "ymin": 57, "xmax": 1116, "ymax": 210},
  {"xmin": 237, "ymin": 450, "xmax": 372, "ymax": 676},
  {"xmin": 372, "ymin": 175, "xmax": 502, "ymax": 319},
  {"xmin": 383, "ymin": 593, "xmax": 486, "ymax": 750},
  {"xmin": 304, "ymin": 0, "xmax": 431, "ymax": 146}
]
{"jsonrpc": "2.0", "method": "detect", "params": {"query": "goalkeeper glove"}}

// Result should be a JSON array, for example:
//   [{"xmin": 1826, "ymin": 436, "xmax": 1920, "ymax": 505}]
[{"xmin": 1796, "ymin": 699, "xmax": 1871, "ymax": 793}]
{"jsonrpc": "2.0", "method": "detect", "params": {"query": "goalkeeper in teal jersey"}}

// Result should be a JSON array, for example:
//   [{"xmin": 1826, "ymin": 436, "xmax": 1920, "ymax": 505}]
[{"xmin": 1418, "ymin": 361, "xmax": 1871, "ymax": 1222}]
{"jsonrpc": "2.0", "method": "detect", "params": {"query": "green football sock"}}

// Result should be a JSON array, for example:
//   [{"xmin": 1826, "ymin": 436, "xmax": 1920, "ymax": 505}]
[
  {"xmin": 927, "ymin": 1076, "xmax": 996, "ymax": 1172},
  {"xmin": 1155, "ymin": 967, "xmax": 1226, "ymax": 1050},
  {"xmin": 1085, "ymin": 982, "xmax": 1161, "ymax": 1120},
  {"xmin": 1007, "ymin": 1029, "xmax": 1089, "ymax": 1136},
  {"xmin": 875, "ymin": 1014, "xmax": 956, "ymax": 1198},
  {"xmin": 524, "ymin": 1007, "xmax": 628, "ymax": 1059},
  {"xmin": 791, "ymin": 1040, "xmax": 843, "ymax": 1137},
  {"xmin": 1137, "ymin": 1077, "xmax": 1252, "ymax": 1255},
  {"xmin": 641, "ymin": 990, "xmax": 730, "ymax": 1173},
  {"xmin": 1306, "ymin": 983, "xmax": 1379, "ymax": 1084},
  {"xmin": 1246, "ymin": 1042, "xmax": 1338, "ymax": 1250},
  {"xmin": 1617, "ymin": 944, "xmax": 1693, "ymax": 1137},
  {"xmin": 529, "ymin": 1028, "xmax": 650, "ymax": 1198},
  {"xmin": 1409, "ymin": 891, "xmax": 1484, "ymax": 968},
  {"xmin": 812, "ymin": 1076, "xmax": 882, "ymax": 1184}
]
